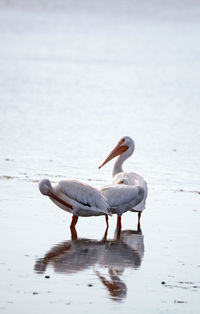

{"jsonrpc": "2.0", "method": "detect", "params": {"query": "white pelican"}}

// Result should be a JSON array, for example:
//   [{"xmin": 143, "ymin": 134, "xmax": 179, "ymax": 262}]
[
  {"xmin": 100, "ymin": 184, "xmax": 144, "ymax": 229},
  {"xmin": 39, "ymin": 179, "xmax": 111, "ymax": 229},
  {"xmin": 99, "ymin": 136, "xmax": 147, "ymax": 227}
]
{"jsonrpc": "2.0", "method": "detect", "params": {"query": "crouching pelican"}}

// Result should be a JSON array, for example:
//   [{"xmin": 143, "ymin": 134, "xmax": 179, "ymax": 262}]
[
  {"xmin": 99, "ymin": 136, "xmax": 147, "ymax": 227},
  {"xmin": 39, "ymin": 179, "xmax": 111, "ymax": 230}
]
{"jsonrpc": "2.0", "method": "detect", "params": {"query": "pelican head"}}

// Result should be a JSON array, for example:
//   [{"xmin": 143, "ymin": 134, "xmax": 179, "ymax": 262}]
[
  {"xmin": 114, "ymin": 178, "xmax": 129, "ymax": 185},
  {"xmin": 121, "ymin": 136, "xmax": 135, "ymax": 150},
  {"xmin": 99, "ymin": 136, "xmax": 135, "ymax": 169},
  {"xmin": 39, "ymin": 179, "xmax": 52, "ymax": 195}
]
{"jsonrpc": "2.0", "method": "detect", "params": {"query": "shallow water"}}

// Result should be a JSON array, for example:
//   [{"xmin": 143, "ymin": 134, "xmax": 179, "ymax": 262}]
[{"xmin": 0, "ymin": 0, "xmax": 200, "ymax": 313}]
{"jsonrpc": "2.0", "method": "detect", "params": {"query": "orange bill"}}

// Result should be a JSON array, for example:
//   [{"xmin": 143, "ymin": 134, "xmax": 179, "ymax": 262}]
[
  {"xmin": 48, "ymin": 191, "xmax": 73, "ymax": 210},
  {"xmin": 98, "ymin": 143, "xmax": 128, "ymax": 169}
]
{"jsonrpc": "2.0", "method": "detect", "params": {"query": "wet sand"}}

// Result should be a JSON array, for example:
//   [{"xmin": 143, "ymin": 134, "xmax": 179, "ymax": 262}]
[{"xmin": 0, "ymin": 1, "xmax": 200, "ymax": 313}]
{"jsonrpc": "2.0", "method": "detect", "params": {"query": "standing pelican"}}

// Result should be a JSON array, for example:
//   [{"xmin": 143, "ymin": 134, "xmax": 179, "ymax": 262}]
[
  {"xmin": 39, "ymin": 179, "xmax": 111, "ymax": 229},
  {"xmin": 98, "ymin": 136, "xmax": 147, "ymax": 227}
]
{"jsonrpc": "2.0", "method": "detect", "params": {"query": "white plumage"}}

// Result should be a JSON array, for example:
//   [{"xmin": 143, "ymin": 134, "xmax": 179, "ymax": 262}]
[
  {"xmin": 112, "ymin": 172, "xmax": 147, "ymax": 212},
  {"xmin": 100, "ymin": 184, "xmax": 144, "ymax": 216},
  {"xmin": 39, "ymin": 179, "xmax": 111, "ymax": 229},
  {"xmin": 99, "ymin": 136, "xmax": 147, "ymax": 228}
]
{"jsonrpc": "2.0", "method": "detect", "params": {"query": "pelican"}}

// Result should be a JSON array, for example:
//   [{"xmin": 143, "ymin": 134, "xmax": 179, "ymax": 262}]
[
  {"xmin": 39, "ymin": 179, "xmax": 111, "ymax": 229},
  {"xmin": 99, "ymin": 136, "xmax": 147, "ymax": 227},
  {"xmin": 100, "ymin": 184, "xmax": 144, "ymax": 229}
]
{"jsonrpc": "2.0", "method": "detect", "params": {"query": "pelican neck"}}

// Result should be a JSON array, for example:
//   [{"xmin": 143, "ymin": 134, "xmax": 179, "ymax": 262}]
[{"xmin": 112, "ymin": 155, "xmax": 125, "ymax": 177}]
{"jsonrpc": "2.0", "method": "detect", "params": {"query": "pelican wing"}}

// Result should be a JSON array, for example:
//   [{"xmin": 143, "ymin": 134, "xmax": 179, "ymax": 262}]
[
  {"xmin": 100, "ymin": 184, "xmax": 142, "ymax": 209},
  {"xmin": 57, "ymin": 180, "xmax": 109, "ymax": 214}
]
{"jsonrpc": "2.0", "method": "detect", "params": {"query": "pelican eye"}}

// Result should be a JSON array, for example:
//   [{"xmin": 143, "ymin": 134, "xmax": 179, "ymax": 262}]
[
  {"xmin": 119, "ymin": 180, "xmax": 124, "ymax": 184},
  {"xmin": 120, "ymin": 138, "xmax": 125, "ymax": 144}
]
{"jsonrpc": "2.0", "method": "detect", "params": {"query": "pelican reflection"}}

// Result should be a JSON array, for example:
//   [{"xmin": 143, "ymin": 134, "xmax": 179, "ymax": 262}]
[{"xmin": 34, "ymin": 228, "xmax": 144, "ymax": 301}]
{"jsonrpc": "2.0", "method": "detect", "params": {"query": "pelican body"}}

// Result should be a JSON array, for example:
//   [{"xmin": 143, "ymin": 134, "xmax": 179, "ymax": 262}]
[
  {"xmin": 100, "ymin": 184, "xmax": 144, "ymax": 216},
  {"xmin": 39, "ymin": 179, "xmax": 111, "ymax": 229},
  {"xmin": 99, "ymin": 136, "xmax": 147, "ymax": 228}
]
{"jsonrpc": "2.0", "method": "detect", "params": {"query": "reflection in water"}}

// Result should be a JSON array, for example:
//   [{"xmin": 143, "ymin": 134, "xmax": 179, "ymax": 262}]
[{"xmin": 34, "ymin": 228, "xmax": 144, "ymax": 301}]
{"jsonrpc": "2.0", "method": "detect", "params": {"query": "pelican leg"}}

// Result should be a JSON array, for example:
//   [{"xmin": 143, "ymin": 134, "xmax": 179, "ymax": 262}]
[
  {"xmin": 70, "ymin": 228, "xmax": 78, "ymax": 240},
  {"xmin": 115, "ymin": 216, "xmax": 122, "ymax": 239},
  {"xmin": 70, "ymin": 215, "xmax": 78, "ymax": 230},
  {"xmin": 105, "ymin": 215, "xmax": 109, "ymax": 229},
  {"xmin": 102, "ymin": 228, "xmax": 108, "ymax": 242},
  {"xmin": 115, "ymin": 220, "xmax": 122, "ymax": 240},
  {"xmin": 117, "ymin": 216, "xmax": 122, "ymax": 230},
  {"xmin": 137, "ymin": 212, "xmax": 142, "ymax": 230},
  {"xmin": 101, "ymin": 215, "xmax": 109, "ymax": 241}
]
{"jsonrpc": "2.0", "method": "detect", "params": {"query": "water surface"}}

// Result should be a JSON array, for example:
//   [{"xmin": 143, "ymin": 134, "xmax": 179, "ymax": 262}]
[{"xmin": 0, "ymin": 0, "xmax": 200, "ymax": 313}]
